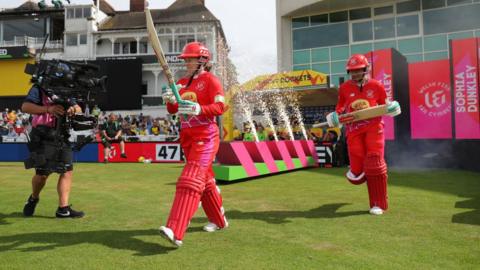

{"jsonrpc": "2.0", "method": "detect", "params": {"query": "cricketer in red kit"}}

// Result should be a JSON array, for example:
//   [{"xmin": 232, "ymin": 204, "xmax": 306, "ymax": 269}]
[
  {"xmin": 326, "ymin": 54, "xmax": 400, "ymax": 215},
  {"xmin": 159, "ymin": 42, "xmax": 228, "ymax": 247}
]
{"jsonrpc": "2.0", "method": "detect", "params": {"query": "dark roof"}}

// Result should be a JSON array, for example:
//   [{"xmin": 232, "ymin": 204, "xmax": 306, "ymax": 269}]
[
  {"xmin": 167, "ymin": 0, "xmax": 205, "ymax": 10},
  {"xmin": 1, "ymin": 1, "xmax": 115, "ymax": 16},
  {"xmin": 15, "ymin": 1, "xmax": 40, "ymax": 11},
  {"xmin": 98, "ymin": 0, "xmax": 219, "ymax": 31},
  {"xmin": 0, "ymin": 0, "xmax": 63, "ymax": 15},
  {"xmin": 96, "ymin": 0, "xmax": 116, "ymax": 16}
]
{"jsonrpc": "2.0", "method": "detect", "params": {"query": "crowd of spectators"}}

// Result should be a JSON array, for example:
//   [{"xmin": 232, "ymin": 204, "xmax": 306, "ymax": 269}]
[
  {"xmin": 232, "ymin": 118, "xmax": 341, "ymax": 144},
  {"xmin": 2, "ymin": 105, "xmax": 337, "ymax": 144},
  {"xmin": 0, "ymin": 108, "xmax": 31, "ymax": 141},
  {"xmin": 96, "ymin": 110, "xmax": 180, "ymax": 142},
  {"xmin": 0, "ymin": 105, "xmax": 180, "ymax": 143}
]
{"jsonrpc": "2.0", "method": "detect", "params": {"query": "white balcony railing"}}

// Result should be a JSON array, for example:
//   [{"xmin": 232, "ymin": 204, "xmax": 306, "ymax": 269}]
[{"xmin": 0, "ymin": 36, "xmax": 63, "ymax": 49}]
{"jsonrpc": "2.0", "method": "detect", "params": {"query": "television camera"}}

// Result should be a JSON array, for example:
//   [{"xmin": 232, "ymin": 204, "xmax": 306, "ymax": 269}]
[{"xmin": 23, "ymin": 59, "xmax": 107, "ymax": 172}]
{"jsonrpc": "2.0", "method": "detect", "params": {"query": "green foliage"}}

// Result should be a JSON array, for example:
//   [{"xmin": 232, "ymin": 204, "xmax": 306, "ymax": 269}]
[
  {"xmin": 37, "ymin": 0, "xmax": 47, "ymax": 9},
  {"xmin": 0, "ymin": 163, "xmax": 479, "ymax": 269},
  {"xmin": 51, "ymin": 0, "xmax": 63, "ymax": 9}
]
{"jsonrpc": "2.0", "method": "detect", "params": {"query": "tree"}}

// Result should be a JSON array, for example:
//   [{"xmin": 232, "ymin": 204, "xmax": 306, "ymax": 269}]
[
  {"xmin": 51, "ymin": 0, "xmax": 64, "ymax": 9},
  {"xmin": 38, "ymin": 0, "xmax": 71, "ymax": 9},
  {"xmin": 38, "ymin": 0, "xmax": 47, "ymax": 9}
]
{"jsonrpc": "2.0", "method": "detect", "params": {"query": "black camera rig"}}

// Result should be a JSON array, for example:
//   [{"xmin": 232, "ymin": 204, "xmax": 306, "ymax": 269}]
[
  {"xmin": 24, "ymin": 57, "xmax": 106, "ymax": 143},
  {"xmin": 24, "ymin": 58, "xmax": 106, "ymax": 106},
  {"xmin": 23, "ymin": 48, "xmax": 107, "ymax": 173}
]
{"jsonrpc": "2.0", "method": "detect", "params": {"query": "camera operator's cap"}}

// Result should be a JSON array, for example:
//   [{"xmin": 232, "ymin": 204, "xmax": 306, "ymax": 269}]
[{"xmin": 54, "ymin": 62, "xmax": 71, "ymax": 78}]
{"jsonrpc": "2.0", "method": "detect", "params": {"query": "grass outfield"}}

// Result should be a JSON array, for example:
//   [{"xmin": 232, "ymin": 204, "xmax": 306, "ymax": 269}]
[{"xmin": 0, "ymin": 162, "xmax": 479, "ymax": 269}]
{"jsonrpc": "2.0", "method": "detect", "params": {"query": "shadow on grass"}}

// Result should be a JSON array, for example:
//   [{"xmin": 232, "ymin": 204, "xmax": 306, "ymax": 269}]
[
  {"xmin": 388, "ymin": 171, "xmax": 480, "ymax": 226},
  {"xmin": 0, "ymin": 164, "xmax": 24, "ymax": 168},
  {"xmin": 192, "ymin": 203, "xmax": 365, "ymax": 225},
  {"xmin": 0, "ymin": 212, "xmax": 57, "ymax": 226},
  {"xmin": 0, "ymin": 228, "xmax": 175, "ymax": 256},
  {"xmin": 0, "ymin": 214, "xmax": 9, "ymax": 225},
  {"xmin": 310, "ymin": 167, "xmax": 480, "ymax": 226},
  {"xmin": 452, "ymin": 198, "xmax": 480, "ymax": 226}
]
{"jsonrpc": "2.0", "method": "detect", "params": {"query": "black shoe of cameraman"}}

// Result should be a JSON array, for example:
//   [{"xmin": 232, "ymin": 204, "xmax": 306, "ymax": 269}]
[
  {"xmin": 23, "ymin": 194, "xmax": 39, "ymax": 217},
  {"xmin": 121, "ymin": 153, "xmax": 127, "ymax": 158},
  {"xmin": 56, "ymin": 205, "xmax": 85, "ymax": 218}
]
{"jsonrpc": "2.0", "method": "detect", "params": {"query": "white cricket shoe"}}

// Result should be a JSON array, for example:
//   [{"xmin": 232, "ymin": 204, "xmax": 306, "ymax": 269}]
[
  {"xmin": 159, "ymin": 226, "xmax": 183, "ymax": 247},
  {"xmin": 369, "ymin": 206, "xmax": 384, "ymax": 215},
  {"xmin": 203, "ymin": 217, "xmax": 229, "ymax": 232}
]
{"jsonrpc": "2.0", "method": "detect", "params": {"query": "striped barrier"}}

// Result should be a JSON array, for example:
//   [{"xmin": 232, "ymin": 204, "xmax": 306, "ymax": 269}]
[{"xmin": 213, "ymin": 140, "xmax": 319, "ymax": 182}]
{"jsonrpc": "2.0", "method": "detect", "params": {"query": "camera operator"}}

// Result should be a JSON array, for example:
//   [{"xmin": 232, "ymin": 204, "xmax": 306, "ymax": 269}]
[{"xmin": 21, "ymin": 86, "xmax": 85, "ymax": 218}]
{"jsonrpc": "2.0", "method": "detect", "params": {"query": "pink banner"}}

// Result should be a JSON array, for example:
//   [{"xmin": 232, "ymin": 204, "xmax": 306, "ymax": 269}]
[
  {"xmin": 409, "ymin": 60, "xmax": 452, "ymax": 139},
  {"xmin": 364, "ymin": 51, "xmax": 374, "ymax": 78},
  {"xmin": 451, "ymin": 38, "xmax": 480, "ymax": 139},
  {"xmin": 371, "ymin": 49, "xmax": 395, "ymax": 140}
]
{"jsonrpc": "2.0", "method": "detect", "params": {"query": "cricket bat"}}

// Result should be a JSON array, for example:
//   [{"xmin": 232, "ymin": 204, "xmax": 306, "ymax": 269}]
[
  {"xmin": 313, "ymin": 104, "xmax": 391, "ymax": 128},
  {"xmin": 145, "ymin": 8, "xmax": 186, "ymax": 104}
]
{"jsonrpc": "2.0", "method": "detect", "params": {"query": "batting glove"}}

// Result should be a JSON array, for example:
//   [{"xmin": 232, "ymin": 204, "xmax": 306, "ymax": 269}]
[
  {"xmin": 326, "ymin": 112, "xmax": 341, "ymax": 127},
  {"xmin": 162, "ymin": 91, "xmax": 178, "ymax": 105},
  {"xmin": 162, "ymin": 84, "xmax": 183, "ymax": 104},
  {"xmin": 178, "ymin": 100, "xmax": 201, "ymax": 115},
  {"xmin": 386, "ymin": 100, "xmax": 401, "ymax": 117}
]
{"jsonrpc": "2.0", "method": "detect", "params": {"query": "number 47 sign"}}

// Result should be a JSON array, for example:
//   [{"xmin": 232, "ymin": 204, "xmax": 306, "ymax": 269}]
[{"xmin": 156, "ymin": 144, "xmax": 184, "ymax": 162}]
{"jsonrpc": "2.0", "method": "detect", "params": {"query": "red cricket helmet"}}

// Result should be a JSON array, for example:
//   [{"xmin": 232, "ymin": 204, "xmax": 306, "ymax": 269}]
[
  {"xmin": 346, "ymin": 54, "xmax": 369, "ymax": 72},
  {"xmin": 179, "ymin": 42, "xmax": 210, "ymax": 63}
]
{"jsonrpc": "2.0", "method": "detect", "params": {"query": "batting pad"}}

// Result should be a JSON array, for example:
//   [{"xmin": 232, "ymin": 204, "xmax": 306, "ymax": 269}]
[
  {"xmin": 166, "ymin": 162, "xmax": 207, "ymax": 240},
  {"xmin": 364, "ymin": 152, "xmax": 388, "ymax": 210},
  {"xmin": 201, "ymin": 179, "xmax": 227, "ymax": 228}
]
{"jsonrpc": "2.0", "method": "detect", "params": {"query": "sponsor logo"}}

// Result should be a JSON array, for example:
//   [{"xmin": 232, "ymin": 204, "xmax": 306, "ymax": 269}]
[
  {"xmin": 417, "ymin": 81, "xmax": 451, "ymax": 117},
  {"xmin": 350, "ymin": 99, "xmax": 370, "ymax": 111},
  {"xmin": 196, "ymin": 81, "xmax": 206, "ymax": 91},
  {"xmin": 181, "ymin": 91, "xmax": 197, "ymax": 102},
  {"xmin": 165, "ymin": 54, "xmax": 182, "ymax": 64},
  {"xmin": 0, "ymin": 49, "xmax": 7, "ymax": 55},
  {"xmin": 365, "ymin": 89, "xmax": 374, "ymax": 98},
  {"xmin": 57, "ymin": 211, "xmax": 70, "ymax": 216}
]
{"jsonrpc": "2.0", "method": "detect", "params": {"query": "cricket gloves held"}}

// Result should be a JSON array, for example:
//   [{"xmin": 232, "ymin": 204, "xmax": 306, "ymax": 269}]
[
  {"xmin": 178, "ymin": 100, "xmax": 201, "ymax": 115},
  {"xmin": 162, "ymin": 84, "xmax": 183, "ymax": 104},
  {"xmin": 162, "ymin": 90, "xmax": 177, "ymax": 104},
  {"xmin": 326, "ymin": 112, "xmax": 341, "ymax": 128},
  {"xmin": 386, "ymin": 100, "xmax": 401, "ymax": 117}
]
